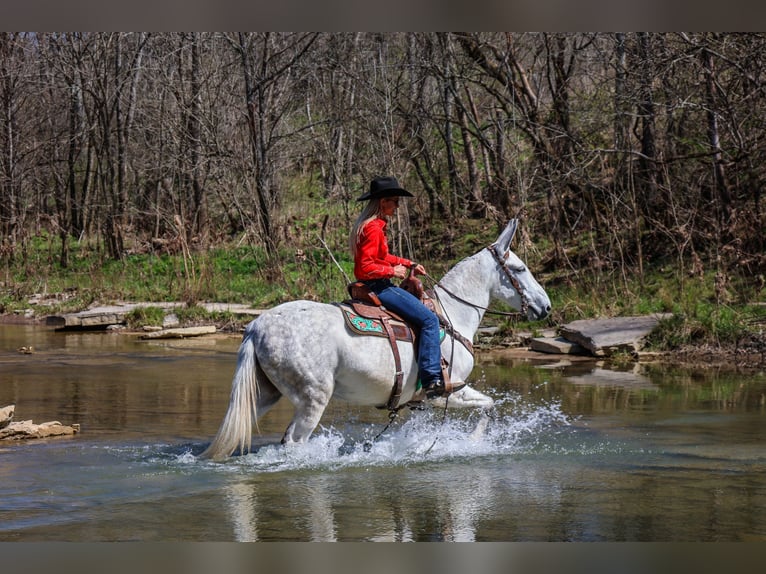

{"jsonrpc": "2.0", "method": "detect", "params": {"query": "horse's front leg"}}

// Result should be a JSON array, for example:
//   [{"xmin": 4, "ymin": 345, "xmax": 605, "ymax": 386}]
[{"xmin": 468, "ymin": 407, "xmax": 493, "ymax": 441}]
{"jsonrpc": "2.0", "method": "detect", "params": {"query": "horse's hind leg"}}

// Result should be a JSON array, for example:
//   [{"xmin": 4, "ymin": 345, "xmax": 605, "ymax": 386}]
[
  {"xmin": 280, "ymin": 383, "xmax": 333, "ymax": 444},
  {"xmin": 254, "ymin": 361, "xmax": 283, "ymax": 418}
]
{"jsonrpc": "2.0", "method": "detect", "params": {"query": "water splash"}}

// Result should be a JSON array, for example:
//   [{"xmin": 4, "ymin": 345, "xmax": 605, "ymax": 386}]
[{"xmin": 192, "ymin": 390, "xmax": 573, "ymax": 473}]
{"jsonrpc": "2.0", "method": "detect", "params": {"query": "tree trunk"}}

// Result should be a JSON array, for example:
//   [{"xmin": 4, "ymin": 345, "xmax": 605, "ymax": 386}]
[
  {"xmin": 635, "ymin": 32, "xmax": 658, "ymax": 213},
  {"xmin": 237, "ymin": 32, "xmax": 274, "ymax": 254},
  {"xmin": 701, "ymin": 44, "xmax": 731, "ymax": 225},
  {"xmin": 0, "ymin": 33, "xmax": 21, "ymax": 249},
  {"xmin": 189, "ymin": 32, "xmax": 206, "ymax": 237}
]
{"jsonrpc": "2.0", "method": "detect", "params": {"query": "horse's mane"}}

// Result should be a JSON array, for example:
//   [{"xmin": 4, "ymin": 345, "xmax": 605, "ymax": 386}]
[{"xmin": 438, "ymin": 247, "xmax": 487, "ymax": 287}]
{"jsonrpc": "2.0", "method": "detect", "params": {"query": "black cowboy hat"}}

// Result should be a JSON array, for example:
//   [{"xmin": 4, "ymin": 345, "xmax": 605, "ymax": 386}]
[{"xmin": 356, "ymin": 176, "xmax": 414, "ymax": 201}]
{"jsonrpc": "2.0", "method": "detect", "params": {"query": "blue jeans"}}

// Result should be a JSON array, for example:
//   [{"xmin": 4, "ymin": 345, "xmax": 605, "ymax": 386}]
[{"xmin": 363, "ymin": 279, "xmax": 442, "ymax": 386}]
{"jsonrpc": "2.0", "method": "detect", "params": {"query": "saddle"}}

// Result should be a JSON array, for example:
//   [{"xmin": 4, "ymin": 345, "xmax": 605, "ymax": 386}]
[{"xmin": 340, "ymin": 277, "xmax": 461, "ymax": 411}]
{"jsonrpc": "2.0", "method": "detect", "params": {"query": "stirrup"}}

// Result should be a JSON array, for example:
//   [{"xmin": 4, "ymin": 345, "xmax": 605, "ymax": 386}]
[{"xmin": 423, "ymin": 379, "xmax": 466, "ymax": 399}]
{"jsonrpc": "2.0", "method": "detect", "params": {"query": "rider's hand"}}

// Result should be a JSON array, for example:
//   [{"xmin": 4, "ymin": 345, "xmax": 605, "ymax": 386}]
[
  {"xmin": 392, "ymin": 264, "xmax": 408, "ymax": 279},
  {"xmin": 413, "ymin": 263, "xmax": 426, "ymax": 276}
]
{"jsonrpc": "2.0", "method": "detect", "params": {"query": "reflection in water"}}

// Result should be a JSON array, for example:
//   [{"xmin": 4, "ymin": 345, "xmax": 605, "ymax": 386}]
[
  {"xmin": 306, "ymin": 474, "xmax": 338, "ymax": 541},
  {"xmin": 1, "ymin": 324, "xmax": 765, "ymax": 541},
  {"xmin": 210, "ymin": 397, "xmax": 571, "ymax": 542},
  {"xmin": 224, "ymin": 482, "xmax": 258, "ymax": 542},
  {"xmin": 434, "ymin": 461, "xmax": 495, "ymax": 542},
  {"xmin": 566, "ymin": 365, "xmax": 657, "ymax": 390}
]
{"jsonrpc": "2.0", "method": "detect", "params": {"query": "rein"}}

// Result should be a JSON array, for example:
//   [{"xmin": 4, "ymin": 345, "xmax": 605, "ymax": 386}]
[{"xmin": 425, "ymin": 244, "xmax": 530, "ymax": 318}]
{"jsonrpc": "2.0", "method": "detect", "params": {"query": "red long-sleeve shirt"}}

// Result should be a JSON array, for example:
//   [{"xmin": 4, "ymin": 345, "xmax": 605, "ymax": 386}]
[{"xmin": 353, "ymin": 218, "xmax": 412, "ymax": 280}]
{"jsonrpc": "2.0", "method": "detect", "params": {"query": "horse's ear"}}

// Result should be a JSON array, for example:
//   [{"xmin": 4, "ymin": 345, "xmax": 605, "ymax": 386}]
[{"xmin": 495, "ymin": 219, "xmax": 519, "ymax": 253}]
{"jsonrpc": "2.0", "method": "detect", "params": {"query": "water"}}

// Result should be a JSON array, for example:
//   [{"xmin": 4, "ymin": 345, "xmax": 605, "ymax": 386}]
[{"xmin": 1, "ymin": 324, "xmax": 765, "ymax": 541}]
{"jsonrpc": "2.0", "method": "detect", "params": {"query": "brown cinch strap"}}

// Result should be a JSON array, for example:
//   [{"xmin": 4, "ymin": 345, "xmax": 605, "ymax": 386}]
[
  {"xmin": 441, "ymin": 321, "xmax": 474, "ymax": 356},
  {"xmin": 381, "ymin": 316, "xmax": 405, "ymax": 410}
]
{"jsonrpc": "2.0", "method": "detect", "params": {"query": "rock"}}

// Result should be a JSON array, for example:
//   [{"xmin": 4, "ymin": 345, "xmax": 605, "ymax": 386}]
[
  {"xmin": 1, "ymin": 404, "xmax": 14, "ymax": 429},
  {"xmin": 141, "ymin": 325, "xmax": 217, "ymax": 339},
  {"xmin": 0, "ymin": 419, "xmax": 80, "ymax": 441},
  {"xmin": 477, "ymin": 326, "xmax": 500, "ymax": 336},
  {"xmin": 1, "ymin": 404, "xmax": 80, "ymax": 440},
  {"xmin": 530, "ymin": 336, "xmax": 587, "ymax": 355},
  {"xmin": 559, "ymin": 314, "xmax": 672, "ymax": 357}
]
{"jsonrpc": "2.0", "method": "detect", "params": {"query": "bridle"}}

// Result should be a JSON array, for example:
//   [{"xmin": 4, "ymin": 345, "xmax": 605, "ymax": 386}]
[
  {"xmin": 427, "ymin": 243, "xmax": 531, "ymax": 318},
  {"xmin": 486, "ymin": 243, "xmax": 531, "ymax": 316}
]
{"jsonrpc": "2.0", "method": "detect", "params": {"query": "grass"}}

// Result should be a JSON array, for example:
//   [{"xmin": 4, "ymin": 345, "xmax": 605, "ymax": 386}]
[
  {"xmin": 124, "ymin": 306, "xmax": 166, "ymax": 329},
  {"xmin": 537, "ymin": 259, "xmax": 765, "ymax": 355}
]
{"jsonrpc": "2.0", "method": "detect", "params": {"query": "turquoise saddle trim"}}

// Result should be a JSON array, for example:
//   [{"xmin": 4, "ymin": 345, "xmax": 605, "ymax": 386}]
[{"xmin": 348, "ymin": 314, "xmax": 384, "ymax": 334}]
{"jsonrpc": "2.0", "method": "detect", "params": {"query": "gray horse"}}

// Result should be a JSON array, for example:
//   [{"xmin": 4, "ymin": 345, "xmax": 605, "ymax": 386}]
[{"xmin": 202, "ymin": 220, "xmax": 551, "ymax": 460}]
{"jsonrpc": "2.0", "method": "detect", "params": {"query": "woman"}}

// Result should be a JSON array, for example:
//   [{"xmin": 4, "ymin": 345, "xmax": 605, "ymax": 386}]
[{"xmin": 349, "ymin": 175, "xmax": 454, "ymax": 399}]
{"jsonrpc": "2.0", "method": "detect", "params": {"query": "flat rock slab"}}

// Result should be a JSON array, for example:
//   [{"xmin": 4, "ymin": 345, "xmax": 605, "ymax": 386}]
[
  {"xmin": 559, "ymin": 314, "xmax": 672, "ymax": 357},
  {"xmin": 46, "ymin": 302, "xmax": 186, "ymax": 329},
  {"xmin": 141, "ymin": 325, "xmax": 217, "ymax": 339},
  {"xmin": 0, "ymin": 420, "xmax": 80, "ymax": 441},
  {"xmin": 530, "ymin": 336, "xmax": 587, "ymax": 355},
  {"xmin": 46, "ymin": 302, "xmax": 262, "ymax": 330}
]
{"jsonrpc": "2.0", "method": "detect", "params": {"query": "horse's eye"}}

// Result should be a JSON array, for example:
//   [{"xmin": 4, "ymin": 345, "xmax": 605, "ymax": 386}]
[{"xmin": 507, "ymin": 264, "xmax": 526, "ymax": 273}]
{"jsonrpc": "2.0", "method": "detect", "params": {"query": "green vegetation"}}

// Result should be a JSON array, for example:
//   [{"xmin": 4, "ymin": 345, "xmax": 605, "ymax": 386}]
[
  {"xmin": 124, "ymin": 306, "xmax": 166, "ymax": 329},
  {"xmin": 2, "ymin": 219, "xmax": 763, "ymax": 357},
  {"xmin": 538, "ymin": 255, "xmax": 765, "ymax": 354}
]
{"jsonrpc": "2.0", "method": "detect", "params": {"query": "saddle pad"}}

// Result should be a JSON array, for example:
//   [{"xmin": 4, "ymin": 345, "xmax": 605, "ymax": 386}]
[
  {"xmin": 339, "ymin": 305, "xmax": 413, "ymax": 342},
  {"xmin": 337, "ymin": 303, "xmax": 447, "ymax": 345}
]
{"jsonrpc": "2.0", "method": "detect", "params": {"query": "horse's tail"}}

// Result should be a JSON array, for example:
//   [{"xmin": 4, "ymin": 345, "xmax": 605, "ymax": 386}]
[{"xmin": 200, "ymin": 328, "xmax": 260, "ymax": 461}]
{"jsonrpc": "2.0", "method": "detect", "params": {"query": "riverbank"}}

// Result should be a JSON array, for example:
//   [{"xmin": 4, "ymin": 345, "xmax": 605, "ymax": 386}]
[{"xmin": 3, "ymin": 303, "xmax": 763, "ymax": 372}]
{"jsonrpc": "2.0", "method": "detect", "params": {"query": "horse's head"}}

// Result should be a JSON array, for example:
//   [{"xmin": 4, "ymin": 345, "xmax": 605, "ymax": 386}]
[{"xmin": 488, "ymin": 219, "xmax": 551, "ymax": 321}]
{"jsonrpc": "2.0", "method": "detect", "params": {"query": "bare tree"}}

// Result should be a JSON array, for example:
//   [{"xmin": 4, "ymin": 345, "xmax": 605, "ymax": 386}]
[
  {"xmin": 230, "ymin": 32, "xmax": 318, "ymax": 256},
  {"xmin": 0, "ymin": 33, "xmax": 27, "ymax": 255},
  {"xmin": 2, "ymin": 32, "xmax": 766, "ymax": 281}
]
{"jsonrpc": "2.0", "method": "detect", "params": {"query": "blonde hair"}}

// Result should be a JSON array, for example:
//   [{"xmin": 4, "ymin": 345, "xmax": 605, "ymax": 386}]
[{"xmin": 349, "ymin": 199, "xmax": 383, "ymax": 258}]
